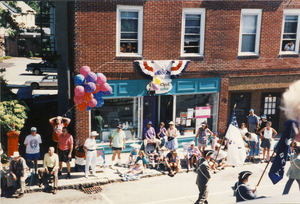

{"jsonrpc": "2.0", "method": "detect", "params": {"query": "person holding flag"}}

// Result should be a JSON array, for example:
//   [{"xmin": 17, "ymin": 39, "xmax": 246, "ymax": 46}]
[
  {"xmin": 225, "ymin": 108, "xmax": 247, "ymax": 167},
  {"xmin": 283, "ymin": 146, "xmax": 300, "ymax": 194}
]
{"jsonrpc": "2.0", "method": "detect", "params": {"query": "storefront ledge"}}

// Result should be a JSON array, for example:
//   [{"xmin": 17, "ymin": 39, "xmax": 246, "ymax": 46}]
[
  {"xmin": 180, "ymin": 56, "xmax": 204, "ymax": 61},
  {"xmin": 114, "ymin": 56, "xmax": 143, "ymax": 60},
  {"xmin": 277, "ymin": 54, "xmax": 300, "ymax": 58},
  {"xmin": 236, "ymin": 55, "xmax": 260, "ymax": 60}
]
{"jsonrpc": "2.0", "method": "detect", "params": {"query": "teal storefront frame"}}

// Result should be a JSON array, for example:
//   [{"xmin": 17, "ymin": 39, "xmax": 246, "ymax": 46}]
[{"xmin": 96, "ymin": 77, "xmax": 220, "ymax": 154}]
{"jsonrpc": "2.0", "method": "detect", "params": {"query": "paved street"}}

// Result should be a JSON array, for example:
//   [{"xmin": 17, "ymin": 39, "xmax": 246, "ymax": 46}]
[
  {"xmin": 0, "ymin": 57, "xmax": 57, "ymax": 95},
  {"xmin": 1, "ymin": 161, "xmax": 299, "ymax": 204}
]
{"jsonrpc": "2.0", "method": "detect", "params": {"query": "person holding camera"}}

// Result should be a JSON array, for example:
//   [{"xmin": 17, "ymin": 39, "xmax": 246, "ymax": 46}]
[{"xmin": 284, "ymin": 41, "xmax": 295, "ymax": 51}]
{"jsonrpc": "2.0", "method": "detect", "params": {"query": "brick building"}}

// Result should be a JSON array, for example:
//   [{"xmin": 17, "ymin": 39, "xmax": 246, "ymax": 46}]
[{"xmin": 68, "ymin": 0, "xmax": 300, "ymax": 152}]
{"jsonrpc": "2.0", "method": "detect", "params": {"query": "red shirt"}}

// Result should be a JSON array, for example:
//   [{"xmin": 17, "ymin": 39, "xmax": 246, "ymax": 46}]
[
  {"xmin": 50, "ymin": 121, "xmax": 69, "ymax": 142},
  {"xmin": 58, "ymin": 133, "xmax": 73, "ymax": 151}
]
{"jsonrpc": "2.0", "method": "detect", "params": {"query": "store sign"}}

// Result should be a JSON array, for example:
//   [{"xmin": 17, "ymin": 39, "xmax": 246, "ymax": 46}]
[
  {"xmin": 195, "ymin": 106, "xmax": 211, "ymax": 119},
  {"xmin": 146, "ymin": 81, "xmax": 173, "ymax": 94}
]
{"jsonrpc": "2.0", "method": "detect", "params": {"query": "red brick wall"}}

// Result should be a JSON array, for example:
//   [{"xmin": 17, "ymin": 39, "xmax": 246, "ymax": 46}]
[{"xmin": 71, "ymin": 0, "xmax": 300, "ymax": 140}]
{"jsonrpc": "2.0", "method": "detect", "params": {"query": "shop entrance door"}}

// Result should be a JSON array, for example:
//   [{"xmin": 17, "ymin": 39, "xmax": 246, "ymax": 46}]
[
  {"xmin": 143, "ymin": 96, "xmax": 157, "ymax": 130},
  {"xmin": 230, "ymin": 93, "xmax": 251, "ymax": 125},
  {"xmin": 260, "ymin": 93, "xmax": 281, "ymax": 131}
]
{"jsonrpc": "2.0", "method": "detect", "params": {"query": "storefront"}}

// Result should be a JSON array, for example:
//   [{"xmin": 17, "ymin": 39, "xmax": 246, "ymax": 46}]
[{"xmin": 90, "ymin": 77, "xmax": 220, "ymax": 154}]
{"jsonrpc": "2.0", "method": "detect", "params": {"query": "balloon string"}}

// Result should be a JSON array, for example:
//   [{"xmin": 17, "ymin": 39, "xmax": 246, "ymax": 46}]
[{"xmin": 62, "ymin": 105, "xmax": 76, "ymax": 117}]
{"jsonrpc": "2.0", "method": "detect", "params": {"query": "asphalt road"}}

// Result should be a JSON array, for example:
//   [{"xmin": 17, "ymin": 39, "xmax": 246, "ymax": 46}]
[
  {"xmin": 0, "ymin": 57, "xmax": 57, "ymax": 95},
  {"xmin": 1, "ymin": 162, "xmax": 299, "ymax": 204}
]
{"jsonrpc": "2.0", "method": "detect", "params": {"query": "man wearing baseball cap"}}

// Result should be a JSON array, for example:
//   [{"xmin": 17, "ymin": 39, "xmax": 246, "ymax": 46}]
[
  {"xmin": 24, "ymin": 127, "xmax": 42, "ymax": 175},
  {"xmin": 83, "ymin": 131, "xmax": 99, "ymax": 178},
  {"xmin": 109, "ymin": 124, "xmax": 126, "ymax": 166},
  {"xmin": 195, "ymin": 150, "xmax": 213, "ymax": 204}
]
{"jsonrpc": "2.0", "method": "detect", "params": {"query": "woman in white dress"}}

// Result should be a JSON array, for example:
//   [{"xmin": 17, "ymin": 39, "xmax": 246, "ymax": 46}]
[{"xmin": 166, "ymin": 121, "xmax": 178, "ymax": 150}]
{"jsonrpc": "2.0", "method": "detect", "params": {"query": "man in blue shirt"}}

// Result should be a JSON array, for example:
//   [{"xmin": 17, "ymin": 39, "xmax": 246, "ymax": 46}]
[{"xmin": 247, "ymin": 109, "xmax": 259, "ymax": 133}]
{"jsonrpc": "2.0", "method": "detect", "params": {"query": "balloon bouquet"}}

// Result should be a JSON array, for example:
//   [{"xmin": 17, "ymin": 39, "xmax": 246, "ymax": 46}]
[{"xmin": 73, "ymin": 66, "xmax": 112, "ymax": 111}]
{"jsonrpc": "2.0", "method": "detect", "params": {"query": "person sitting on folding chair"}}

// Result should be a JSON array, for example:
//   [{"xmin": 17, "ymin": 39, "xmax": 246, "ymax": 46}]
[
  {"xmin": 7, "ymin": 151, "xmax": 29, "ymax": 198},
  {"xmin": 143, "ymin": 121, "xmax": 161, "ymax": 151},
  {"xmin": 38, "ymin": 147, "xmax": 59, "ymax": 194}
]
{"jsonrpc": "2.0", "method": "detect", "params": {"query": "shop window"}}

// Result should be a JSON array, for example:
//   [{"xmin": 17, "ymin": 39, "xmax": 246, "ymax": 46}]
[
  {"xmin": 175, "ymin": 93, "xmax": 218, "ymax": 136},
  {"xmin": 238, "ymin": 9, "xmax": 262, "ymax": 56},
  {"xmin": 263, "ymin": 96, "xmax": 277, "ymax": 115},
  {"xmin": 91, "ymin": 98, "xmax": 140, "ymax": 143},
  {"xmin": 280, "ymin": 10, "xmax": 300, "ymax": 54},
  {"xmin": 116, "ymin": 5, "xmax": 143, "ymax": 57},
  {"xmin": 181, "ymin": 8, "xmax": 206, "ymax": 57}
]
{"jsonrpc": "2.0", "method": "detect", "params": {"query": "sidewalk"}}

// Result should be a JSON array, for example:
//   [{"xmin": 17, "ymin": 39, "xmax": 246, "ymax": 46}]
[{"xmin": 24, "ymin": 147, "xmax": 191, "ymax": 193}]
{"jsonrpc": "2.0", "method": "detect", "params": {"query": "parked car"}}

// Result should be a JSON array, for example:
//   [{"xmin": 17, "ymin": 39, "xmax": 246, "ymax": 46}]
[
  {"xmin": 26, "ymin": 60, "xmax": 57, "ymax": 75},
  {"xmin": 25, "ymin": 75, "xmax": 58, "ymax": 89}
]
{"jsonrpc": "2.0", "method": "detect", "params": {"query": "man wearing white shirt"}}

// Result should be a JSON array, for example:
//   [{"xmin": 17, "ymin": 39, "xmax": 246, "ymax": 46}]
[
  {"xmin": 38, "ymin": 147, "xmax": 59, "ymax": 194},
  {"xmin": 24, "ymin": 127, "xmax": 42, "ymax": 174},
  {"xmin": 83, "ymin": 131, "xmax": 99, "ymax": 178},
  {"xmin": 211, "ymin": 144, "xmax": 228, "ymax": 170}
]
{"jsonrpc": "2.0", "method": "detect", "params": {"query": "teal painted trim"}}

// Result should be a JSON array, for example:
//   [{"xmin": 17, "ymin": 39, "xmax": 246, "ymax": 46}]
[{"xmin": 103, "ymin": 78, "xmax": 220, "ymax": 98}]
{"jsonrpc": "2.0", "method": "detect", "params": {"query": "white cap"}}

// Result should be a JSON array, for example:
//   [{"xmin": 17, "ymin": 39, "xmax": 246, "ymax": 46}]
[
  {"xmin": 90, "ymin": 131, "xmax": 99, "ymax": 137},
  {"xmin": 31, "ymin": 127, "xmax": 37, "ymax": 132}
]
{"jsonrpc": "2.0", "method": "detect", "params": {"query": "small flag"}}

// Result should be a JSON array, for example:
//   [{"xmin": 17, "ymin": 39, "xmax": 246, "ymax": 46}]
[{"xmin": 268, "ymin": 120, "xmax": 295, "ymax": 184}]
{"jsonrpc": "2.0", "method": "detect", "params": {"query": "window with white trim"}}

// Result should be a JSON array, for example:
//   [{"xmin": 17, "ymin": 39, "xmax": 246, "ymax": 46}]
[
  {"xmin": 238, "ymin": 9, "xmax": 262, "ymax": 56},
  {"xmin": 116, "ymin": 5, "xmax": 143, "ymax": 57},
  {"xmin": 181, "ymin": 8, "xmax": 206, "ymax": 57},
  {"xmin": 280, "ymin": 10, "xmax": 300, "ymax": 54}
]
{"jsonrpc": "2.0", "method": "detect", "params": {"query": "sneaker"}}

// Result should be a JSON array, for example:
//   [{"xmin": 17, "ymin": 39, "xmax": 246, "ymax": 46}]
[
  {"xmin": 116, "ymin": 168, "xmax": 123, "ymax": 176},
  {"xmin": 58, "ymin": 171, "xmax": 62, "ymax": 176},
  {"xmin": 17, "ymin": 193, "xmax": 24, "ymax": 198},
  {"xmin": 85, "ymin": 175, "xmax": 89, "ymax": 179},
  {"xmin": 66, "ymin": 173, "xmax": 71, "ymax": 179}
]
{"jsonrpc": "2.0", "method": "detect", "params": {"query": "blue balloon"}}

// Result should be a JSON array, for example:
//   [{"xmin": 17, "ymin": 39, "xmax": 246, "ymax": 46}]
[
  {"xmin": 94, "ymin": 92, "xmax": 103, "ymax": 100},
  {"xmin": 96, "ymin": 98, "xmax": 104, "ymax": 107},
  {"xmin": 74, "ymin": 74, "xmax": 85, "ymax": 86},
  {"xmin": 86, "ymin": 106, "xmax": 92, "ymax": 111}
]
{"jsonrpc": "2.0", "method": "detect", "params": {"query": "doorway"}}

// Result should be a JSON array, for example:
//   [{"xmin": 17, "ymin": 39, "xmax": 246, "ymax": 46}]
[
  {"xmin": 230, "ymin": 93, "xmax": 252, "ymax": 126},
  {"xmin": 260, "ymin": 93, "xmax": 281, "ymax": 131},
  {"xmin": 143, "ymin": 96, "xmax": 157, "ymax": 129}
]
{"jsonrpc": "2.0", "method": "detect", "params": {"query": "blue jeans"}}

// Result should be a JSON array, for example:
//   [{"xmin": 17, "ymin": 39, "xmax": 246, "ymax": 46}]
[{"xmin": 283, "ymin": 178, "xmax": 300, "ymax": 194}]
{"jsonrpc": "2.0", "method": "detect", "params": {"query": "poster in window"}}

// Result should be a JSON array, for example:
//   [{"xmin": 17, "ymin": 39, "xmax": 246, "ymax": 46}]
[
  {"xmin": 175, "ymin": 117, "xmax": 181, "ymax": 125},
  {"xmin": 195, "ymin": 107, "xmax": 211, "ymax": 119},
  {"xmin": 187, "ymin": 108, "xmax": 194, "ymax": 119},
  {"xmin": 180, "ymin": 112, "xmax": 187, "ymax": 118},
  {"xmin": 186, "ymin": 119, "xmax": 191, "ymax": 127},
  {"xmin": 181, "ymin": 118, "xmax": 186, "ymax": 126}
]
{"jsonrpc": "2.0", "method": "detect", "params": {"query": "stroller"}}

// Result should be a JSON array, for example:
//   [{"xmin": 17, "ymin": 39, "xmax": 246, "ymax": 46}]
[{"xmin": 145, "ymin": 143, "xmax": 159, "ymax": 169}]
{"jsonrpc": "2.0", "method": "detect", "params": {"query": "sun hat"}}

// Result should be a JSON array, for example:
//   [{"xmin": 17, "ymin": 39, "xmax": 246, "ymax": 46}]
[
  {"xmin": 31, "ymin": 127, "xmax": 37, "ymax": 132},
  {"xmin": 90, "ymin": 131, "xmax": 99, "ymax": 137},
  {"xmin": 169, "ymin": 121, "xmax": 175, "ymax": 125},
  {"xmin": 11, "ymin": 151, "xmax": 20, "ymax": 158}
]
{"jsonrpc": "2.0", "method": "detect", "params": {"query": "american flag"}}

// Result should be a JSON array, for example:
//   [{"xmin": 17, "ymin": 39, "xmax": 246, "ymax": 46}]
[{"xmin": 225, "ymin": 109, "xmax": 239, "ymax": 136}]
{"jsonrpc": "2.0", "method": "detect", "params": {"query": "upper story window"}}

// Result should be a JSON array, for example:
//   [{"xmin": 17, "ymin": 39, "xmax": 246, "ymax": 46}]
[
  {"xmin": 238, "ymin": 9, "xmax": 262, "ymax": 56},
  {"xmin": 280, "ymin": 10, "xmax": 300, "ymax": 54},
  {"xmin": 116, "ymin": 5, "xmax": 143, "ymax": 57},
  {"xmin": 181, "ymin": 8, "xmax": 206, "ymax": 57}
]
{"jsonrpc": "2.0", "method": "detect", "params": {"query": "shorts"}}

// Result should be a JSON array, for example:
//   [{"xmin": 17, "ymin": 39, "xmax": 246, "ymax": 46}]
[
  {"xmin": 26, "ymin": 153, "xmax": 40, "ymax": 160},
  {"xmin": 216, "ymin": 159, "xmax": 223, "ymax": 164},
  {"xmin": 58, "ymin": 149, "xmax": 71, "ymax": 163},
  {"xmin": 261, "ymin": 138, "xmax": 271, "ymax": 149},
  {"xmin": 112, "ymin": 147, "xmax": 122, "ymax": 151},
  {"xmin": 198, "ymin": 141, "xmax": 207, "ymax": 147}
]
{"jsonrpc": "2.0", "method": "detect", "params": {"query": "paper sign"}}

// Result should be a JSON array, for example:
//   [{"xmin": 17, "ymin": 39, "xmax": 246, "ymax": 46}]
[
  {"xmin": 187, "ymin": 108, "xmax": 194, "ymax": 119},
  {"xmin": 195, "ymin": 106, "xmax": 211, "ymax": 119},
  {"xmin": 181, "ymin": 118, "xmax": 186, "ymax": 125},
  {"xmin": 180, "ymin": 112, "xmax": 187, "ymax": 118},
  {"xmin": 186, "ymin": 119, "xmax": 191, "ymax": 126},
  {"xmin": 175, "ymin": 117, "xmax": 181, "ymax": 125}
]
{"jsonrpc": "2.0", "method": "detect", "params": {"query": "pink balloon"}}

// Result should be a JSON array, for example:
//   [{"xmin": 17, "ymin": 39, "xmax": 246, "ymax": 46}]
[
  {"xmin": 87, "ymin": 98, "xmax": 97, "ymax": 107},
  {"xmin": 99, "ymin": 83, "xmax": 110, "ymax": 92},
  {"xmin": 74, "ymin": 86, "xmax": 85, "ymax": 96},
  {"xmin": 80, "ymin": 66, "xmax": 91, "ymax": 77},
  {"xmin": 97, "ymin": 73, "xmax": 107, "ymax": 85},
  {"xmin": 73, "ymin": 95, "xmax": 83, "ymax": 104}
]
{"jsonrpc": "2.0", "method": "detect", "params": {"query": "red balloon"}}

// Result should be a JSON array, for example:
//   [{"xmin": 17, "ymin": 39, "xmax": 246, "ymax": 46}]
[
  {"xmin": 93, "ymin": 84, "xmax": 100, "ymax": 94},
  {"xmin": 83, "ymin": 92, "xmax": 93, "ymax": 102},
  {"xmin": 73, "ymin": 95, "xmax": 83, "ymax": 104},
  {"xmin": 77, "ymin": 101, "xmax": 87, "ymax": 111}
]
